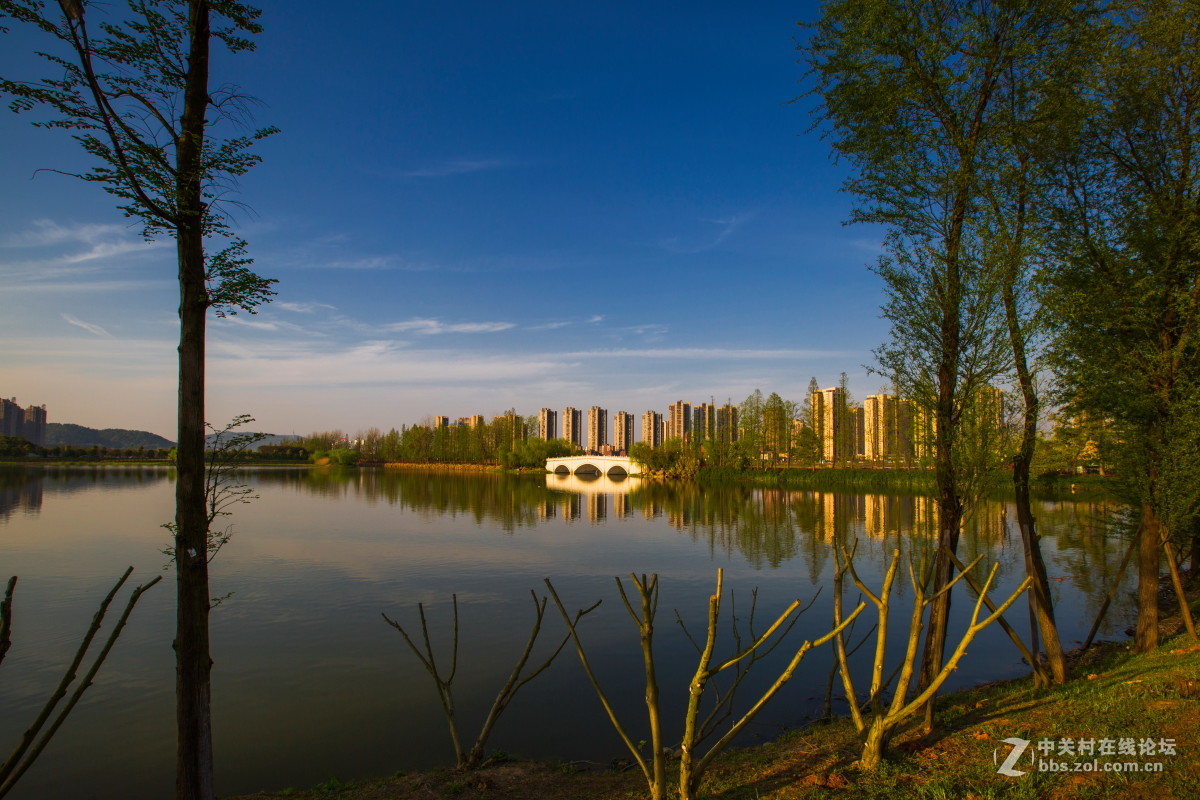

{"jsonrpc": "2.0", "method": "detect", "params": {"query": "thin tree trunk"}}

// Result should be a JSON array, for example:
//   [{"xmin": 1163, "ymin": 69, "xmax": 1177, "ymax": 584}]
[
  {"xmin": 174, "ymin": 3, "xmax": 214, "ymax": 800},
  {"xmin": 1008, "ymin": 379, "xmax": 1067, "ymax": 683}
]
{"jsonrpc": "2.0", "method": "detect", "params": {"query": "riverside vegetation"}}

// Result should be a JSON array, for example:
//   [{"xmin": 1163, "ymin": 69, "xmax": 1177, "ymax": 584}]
[{"xmin": 224, "ymin": 591, "xmax": 1200, "ymax": 800}]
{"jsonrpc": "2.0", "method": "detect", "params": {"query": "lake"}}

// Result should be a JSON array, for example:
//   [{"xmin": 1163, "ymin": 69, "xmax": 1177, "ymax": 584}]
[{"xmin": 0, "ymin": 465, "xmax": 1132, "ymax": 799}]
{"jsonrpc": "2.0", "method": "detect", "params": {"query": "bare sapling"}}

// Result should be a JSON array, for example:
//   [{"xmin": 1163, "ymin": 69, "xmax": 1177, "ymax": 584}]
[
  {"xmin": 162, "ymin": 415, "xmax": 268, "ymax": 567},
  {"xmin": 0, "ymin": 568, "xmax": 162, "ymax": 798},
  {"xmin": 545, "ymin": 571, "xmax": 864, "ymax": 800},
  {"xmin": 382, "ymin": 590, "xmax": 599, "ymax": 769},
  {"xmin": 832, "ymin": 543, "xmax": 1031, "ymax": 770}
]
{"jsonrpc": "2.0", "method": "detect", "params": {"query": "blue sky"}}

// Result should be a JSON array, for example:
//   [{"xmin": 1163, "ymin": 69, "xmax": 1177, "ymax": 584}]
[{"xmin": 0, "ymin": 1, "xmax": 890, "ymax": 439}]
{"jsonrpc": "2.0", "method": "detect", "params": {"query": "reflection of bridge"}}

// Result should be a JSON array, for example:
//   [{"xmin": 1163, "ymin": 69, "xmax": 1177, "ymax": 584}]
[{"xmin": 545, "ymin": 455, "xmax": 643, "ymax": 476}]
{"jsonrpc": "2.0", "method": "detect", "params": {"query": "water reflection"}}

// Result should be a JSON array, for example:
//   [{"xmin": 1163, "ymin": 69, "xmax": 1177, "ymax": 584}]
[{"xmin": 0, "ymin": 466, "xmax": 1135, "ymax": 800}]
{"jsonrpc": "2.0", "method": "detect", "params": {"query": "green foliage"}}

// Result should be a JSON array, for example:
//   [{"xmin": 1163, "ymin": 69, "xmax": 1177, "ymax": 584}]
[
  {"xmin": 1043, "ymin": 0, "xmax": 1200, "ymax": 571},
  {"xmin": 0, "ymin": 436, "xmax": 42, "ymax": 458},
  {"xmin": 0, "ymin": 0, "xmax": 278, "ymax": 315},
  {"xmin": 630, "ymin": 437, "xmax": 699, "ymax": 478}
]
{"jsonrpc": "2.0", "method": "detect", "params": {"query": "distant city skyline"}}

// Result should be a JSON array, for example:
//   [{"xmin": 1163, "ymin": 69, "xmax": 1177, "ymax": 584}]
[{"xmin": 0, "ymin": 1, "xmax": 888, "ymax": 438}]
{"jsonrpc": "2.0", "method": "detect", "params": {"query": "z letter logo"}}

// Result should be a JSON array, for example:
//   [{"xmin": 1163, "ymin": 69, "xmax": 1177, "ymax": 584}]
[{"xmin": 995, "ymin": 737, "xmax": 1032, "ymax": 777}]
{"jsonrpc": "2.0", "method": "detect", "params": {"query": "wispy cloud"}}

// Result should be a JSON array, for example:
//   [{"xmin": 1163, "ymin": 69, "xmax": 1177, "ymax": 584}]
[
  {"xmin": 526, "ymin": 314, "xmax": 608, "ymax": 332},
  {"xmin": 619, "ymin": 324, "xmax": 669, "ymax": 338},
  {"xmin": 61, "ymin": 313, "xmax": 113, "ymax": 338},
  {"xmin": 3, "ymin": 279, "xmax": 172, "ymax": 294},
  {"xmin": 277, "ymin": 301, "xmax": 337, "ymax": 314},
  {"xmin": 208, "ymin": 340, "xmax": 562, "ymax": 389},
  {"xmin": 4, "ymin": 218, "xmax": 166, "ymax": 263},
  {"xmin": 5, "ymin": 219, "xmax": 128, "ymax": 248},
  {"xmin": 561, "ymin": 347, "xmax": 851, "ymax": 360},
  {"xmin": 384, "ymin": 318, "xmax": 516, "ymax": 335},
  {"xmin": 403, "ymin": 158, "xmax": 521, "ymax": 178},
  {"xmin": 660, "ymin": 212, "xmax": 756, "ymax": 254}
]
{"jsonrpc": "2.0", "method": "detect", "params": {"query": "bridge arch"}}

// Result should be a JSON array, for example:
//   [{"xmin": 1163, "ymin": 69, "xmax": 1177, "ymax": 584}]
[{"xmin": 545, "ymin": 455, "xmax": 643, "ymax": 477}]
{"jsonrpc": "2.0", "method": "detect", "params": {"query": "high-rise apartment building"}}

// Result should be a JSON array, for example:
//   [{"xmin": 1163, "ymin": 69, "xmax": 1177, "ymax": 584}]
[
  {"xmin": 641, "ymin": 410, "xmax": 663, "ymax": 448},
  {"xmin": 612, "ymin": 411, "xmax": 634, "ymax": 452},
  {"xmin": 812, "ymin": 387, "xmax": 848, "ymax": 463},
  {"xmin": 562, "ymin": 406, "xmax": 582, "ymax": 447},
  {"xmin": 667, "ymin": 401, "xmax": 691, "ymax": 441},
  {"xmin": 850, "ymin": 406, "xmax": 865, "ymax": 459},
  {"xmin": 433, "ymin": 415, "xmax": 450, "ymax": 428},
  {"xmin": 716, "ymin": 404, "xmax": 739, "ymax": 443},
  {"xmin": 864, "ymin": 394, "xmax": 929, "ymax": 463},
  {"xmin": 0, "ymin": 398, "xmax": 21, "ymax": 439},
  {"xmin": 692, "ymin": 403, "xmax": 715, "ymax": 441},
  {"xmin": 538, "ymin": 408, "xmax": 557, "ymax": 440},
  {"xmin": 587, "ymin": 406, "xmax": 607, "ymax": 452},
  {"xmin": 1, "ymin": 398, "xmax": 48, "ymax": 447}
]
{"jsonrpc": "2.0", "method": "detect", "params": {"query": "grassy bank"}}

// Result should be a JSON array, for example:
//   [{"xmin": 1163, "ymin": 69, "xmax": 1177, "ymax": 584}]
[{"xmin": 226, "ymin": 629, "xmax": 1199, "ymax": 800}]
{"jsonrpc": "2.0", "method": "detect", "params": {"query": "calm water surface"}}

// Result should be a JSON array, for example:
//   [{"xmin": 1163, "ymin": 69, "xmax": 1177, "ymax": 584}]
[{"xmin": 0, "ymin": 466, "xmax": 1132, "ymax": 799}]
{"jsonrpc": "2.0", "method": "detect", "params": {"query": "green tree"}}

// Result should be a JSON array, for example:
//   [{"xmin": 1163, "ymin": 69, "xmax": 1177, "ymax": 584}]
[
  {"xmin": 804, "ymin": 0, "xmax": 1056, "ymax": 727},
  {"xmin": 0, "ymin": 3, "xmax": 276, "ymax": 797},
  {"xmin": 737, "ymin": 389, "xmax": 765, "ymax": 465},
  {"xmin": 1046, "ymin": 0, "xmax": 1200, "ymax": 652},
  {"xmin": 972, "ymin": 2, "xmax": 1099, "ymax": 683}
]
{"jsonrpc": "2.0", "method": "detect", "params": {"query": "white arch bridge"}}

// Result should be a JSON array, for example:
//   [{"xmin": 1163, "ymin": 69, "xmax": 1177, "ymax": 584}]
[{"xmin": 545, "ymin": 455, "xmax": 643, "ymax": 477}]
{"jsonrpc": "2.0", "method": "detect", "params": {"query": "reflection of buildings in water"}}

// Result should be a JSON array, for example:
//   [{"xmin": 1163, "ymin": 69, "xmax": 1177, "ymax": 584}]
[
  {"xmin": 861, "ymin": 494, "xmax": 939, "ymax": 540},
  {"xmin": 536, "ymin": 500, "xmax": 557, "ymax": 521},
  {"xmin": 612, "ymin": 493, "xmax": 631, "ymax": 518},
  {"xmin": 561, "ymin": 493, "xmax": 581, "ymax": 521},
  {"xmin": 587, "ymin": 493, "xmax": 607, "ymax": 523},
  {"xmin": 0, "ymin": 476, "xmax": 44, "ymax": 520},
  {"xmin": 971, "ymin": 503, "xmax": 1006, "ymax": 545},
  {"xmin": 543, "ymin": 472, "xmax": 636, "ymax": 524},
  {"xmin": 666, "ymin": 509, "xmax": 688, "ymax": 530},
  {"xmin": 817, "ymin": 491, "xmax": 837, "ymax": 542}
]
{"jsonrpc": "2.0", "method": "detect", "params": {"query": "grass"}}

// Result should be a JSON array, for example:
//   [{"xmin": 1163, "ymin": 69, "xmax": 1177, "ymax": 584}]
[{"xmin": 223, "ymin": 629, "xmax": 1200, "ymax": 800}]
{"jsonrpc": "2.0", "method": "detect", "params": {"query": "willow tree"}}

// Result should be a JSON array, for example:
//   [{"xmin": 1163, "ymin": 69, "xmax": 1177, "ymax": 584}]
[
  {"xmin": 802, "ymin": 0, "xmax": 1083, "ymax": 727},
  {"xmin": 0, "ymin": 2, "xmax": 276, "ymax": 798},
  {"xmin": 1046, "ymin": 0, "xmax": 1200, "ymax": 653}
]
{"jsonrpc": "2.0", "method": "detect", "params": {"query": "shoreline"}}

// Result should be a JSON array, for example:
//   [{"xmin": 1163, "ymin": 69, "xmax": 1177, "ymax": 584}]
[{"xmin": 224, "ymin": 630, "xmax": 1200, "ymax": 800}]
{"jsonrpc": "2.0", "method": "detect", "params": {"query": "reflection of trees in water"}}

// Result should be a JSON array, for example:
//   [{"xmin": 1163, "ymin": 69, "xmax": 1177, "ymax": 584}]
[
  {"xmin": 0, "ymin": 465, "xmax": 173, "ymax": 521},
  {"xmin": 1033, "ymin": 498, "xmax": 1136, "ymax": 632},
  {"xmin": 253, "ymin": 468, "xmax": 560, "ymax": 533},
  {"xmin": 211, "ymin": 468, "xmax": 1141, "ymax": 628}
]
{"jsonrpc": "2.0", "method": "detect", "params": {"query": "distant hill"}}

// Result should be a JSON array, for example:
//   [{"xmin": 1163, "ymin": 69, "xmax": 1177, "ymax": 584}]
[
  {"xmin": 203, "ymin": 432, "xmax": 303, "ymax": 448},
  {"xmin": 46, "ymin": 423, "xmax": 175, "ymax": 449}
]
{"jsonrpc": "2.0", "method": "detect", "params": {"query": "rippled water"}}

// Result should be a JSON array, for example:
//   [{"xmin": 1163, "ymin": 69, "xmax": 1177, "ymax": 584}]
[{"xmin": 0, "ymin": 465, "xmax": 1132, "ymax": 799}]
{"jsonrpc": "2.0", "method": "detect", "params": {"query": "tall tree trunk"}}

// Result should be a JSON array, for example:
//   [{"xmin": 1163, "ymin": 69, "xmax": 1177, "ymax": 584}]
[
  {"xmin": 1134, "ymin": 501, "xmax": 1161, "ymax": 653},
  {"xmin": 175, "ymin": 4, "xmax": 214, "ymax": 800},
  {"xmin": 918, "ymin": 284, "xmax": 964, "ymax": 733},
  {"xmin": 1002, "ymin": 275, "xmax": 1068, "ymax": 684}
]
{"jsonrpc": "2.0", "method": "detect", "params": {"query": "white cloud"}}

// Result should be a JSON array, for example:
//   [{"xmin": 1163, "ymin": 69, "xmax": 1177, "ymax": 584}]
[
  {"xmin": 403, "ymin": 158, "xmax": 520, "ymax": 178},
  {"xmin": 383, "ymin": 318, "xmax": 516, "ymax": 335},
  {"xmin": 277, "ymin": 301, "xmax": 337, "ymax": 313},
  {"xmin": 660, "ymin": 212, "xmax": 756, "ymax": 254},
  {"xmin": 61, "ymin": 313, "xmax": 113, "ymax": 338},
  {"xmin": 561, "ymin": 347, "xmax": 851, "ymax": 360}
]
